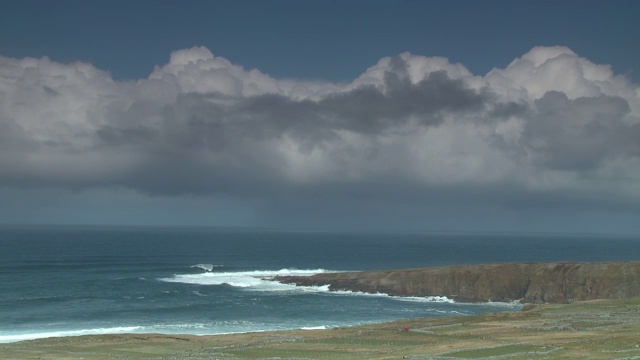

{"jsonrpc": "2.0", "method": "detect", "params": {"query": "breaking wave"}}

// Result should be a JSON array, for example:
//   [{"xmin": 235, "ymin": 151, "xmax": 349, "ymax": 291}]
[
  {"xmin": 157, "ymin": 268, "xmax": 517, "ymax": 306},
  {"xmin": 158, "ymin": 268, "xmax": 332, "ymax": 291},
  {"xmin": 0, "ymin": 322, "xmax": 340, "ymax": 343},
  {"xmin": 328, "ymin": 289, "xmax": 457, "ymax": 303},
  {"xmin": 190, "ymin": 263, "xmax": 224, "ymax": 272},
  {"xmin": 158, "ymin": 265, "xmax": 519, "ymax": 308},
  {"xmin": 0, "ymin": 326, "xmax": 142, "ymax": 343}
]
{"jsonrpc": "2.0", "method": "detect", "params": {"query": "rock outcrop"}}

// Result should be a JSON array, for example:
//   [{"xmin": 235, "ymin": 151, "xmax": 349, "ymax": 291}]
[{"xmin": 275, "ymin": 262, "xmax": 640, "ymax": 303}]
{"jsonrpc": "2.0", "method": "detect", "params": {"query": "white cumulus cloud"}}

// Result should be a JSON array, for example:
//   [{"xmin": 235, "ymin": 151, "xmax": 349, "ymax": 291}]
[{"xmin": 1, "ymin": 46, "xmax": 639, "ymax": 223}]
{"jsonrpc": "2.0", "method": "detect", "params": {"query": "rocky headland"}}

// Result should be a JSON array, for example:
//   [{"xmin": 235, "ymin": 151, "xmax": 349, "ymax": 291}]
[{"xmin": 276, "ymin": 262, "xmax": 640, "ymax": 303}]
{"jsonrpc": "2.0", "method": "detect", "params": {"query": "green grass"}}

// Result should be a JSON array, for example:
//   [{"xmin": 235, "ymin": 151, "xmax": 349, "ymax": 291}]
[
  {"xmin": 4, "ymin": 298, "xmax": 640, "ymax": 360},
  {"xmin": 444, "ymin": 344, "xmax": 554, "ymax": 358}
]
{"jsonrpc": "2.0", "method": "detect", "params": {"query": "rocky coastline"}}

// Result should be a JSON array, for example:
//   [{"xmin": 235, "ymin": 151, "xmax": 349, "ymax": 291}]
[{"xmin": 275, "ymin": 262, "xmax": 640, "ymax": 303}]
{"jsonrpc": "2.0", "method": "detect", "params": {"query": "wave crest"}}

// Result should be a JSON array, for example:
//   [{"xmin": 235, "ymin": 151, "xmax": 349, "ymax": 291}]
[
  {"xmin": 159, "ymin": 268, "xmax": 331, "ymax": 291},
  {"xmin": 190, "ymin": 263, "xmax": 224, "ymax": 272}
]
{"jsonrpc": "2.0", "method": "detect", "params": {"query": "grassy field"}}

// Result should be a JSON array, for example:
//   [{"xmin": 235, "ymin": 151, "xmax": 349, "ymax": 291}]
[{"xmin": 2, "ymin": 298, "xmax": 640, "ymax": 359}]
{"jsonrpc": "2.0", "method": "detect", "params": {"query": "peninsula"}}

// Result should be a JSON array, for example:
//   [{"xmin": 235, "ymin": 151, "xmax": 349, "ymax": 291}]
[{"xmin": 276, "ymin": 262, "xmax": 640, "ymax": 303}]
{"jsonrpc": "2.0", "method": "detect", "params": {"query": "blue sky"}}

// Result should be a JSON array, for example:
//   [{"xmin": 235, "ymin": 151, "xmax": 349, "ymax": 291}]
[
  {"xmin": 3, "ymin": 0, "xmax": 638, "ymax": 81},
  {"xmin": 1, "ymin": 0, "xmax": 639, "ymax": 233}
]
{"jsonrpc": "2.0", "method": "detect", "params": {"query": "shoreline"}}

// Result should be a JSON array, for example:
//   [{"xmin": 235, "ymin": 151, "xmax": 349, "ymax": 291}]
[
  {"xmin": 6, "ymin": 260, "xmax": 640, "ymax": 345},
  {"xmin": 0, "ymin": 298, "xmax": 522, "ymax": 345},
  {"xmin": 0, "ymin": 291, "xmax": 523, "ymax": 345},
  {"xmin": 2, "ymin": 298, "xmax": 640, "ymax": 359},
  {"xmin": 5, "ymin": 261, "xmax": 640, "ymax": 358},
  {"xmin": 276, "ymin": 261, "xmax": 640, "ymax": 303}
]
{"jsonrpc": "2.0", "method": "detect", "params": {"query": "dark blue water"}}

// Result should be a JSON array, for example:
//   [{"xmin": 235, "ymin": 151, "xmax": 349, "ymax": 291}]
[{"xmin": 1, "ymin": 226, "xmax": 639, "ymax": 342}]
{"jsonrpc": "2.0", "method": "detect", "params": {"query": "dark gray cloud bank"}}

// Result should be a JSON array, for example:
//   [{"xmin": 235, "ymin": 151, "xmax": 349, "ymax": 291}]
[{"xmin": 1, "ymin": 46, "xmax": 639, "ymax": 231}]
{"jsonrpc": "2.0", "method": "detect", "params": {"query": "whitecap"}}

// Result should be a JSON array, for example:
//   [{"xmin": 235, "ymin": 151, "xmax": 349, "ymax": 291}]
[
  {"xmin": 190, "ymin": 263, "xmax": 224, "ymax": 272},
  {"xmin": 158, "ymin": 268, "xmax": 333, "ymax": 291},
  {"xmin": 393, "ymin": 295, "xmax": 456, "ymax": 304},
  {"xmin": 192, "ymin": 290, "xmax": 207, "ymax": 297},
  {"xmin": 321, "ymin": 289, "xmax": 455, "ymax": 303},
  {"xmin": 301, "ymin": 326, "xmax": 327, "ymax": 330}
]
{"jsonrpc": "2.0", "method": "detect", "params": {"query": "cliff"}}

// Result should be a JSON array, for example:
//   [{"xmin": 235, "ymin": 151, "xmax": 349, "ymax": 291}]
[{"xmin": 275, "ymin": 262, "xmax": 640, "ymax": 303}]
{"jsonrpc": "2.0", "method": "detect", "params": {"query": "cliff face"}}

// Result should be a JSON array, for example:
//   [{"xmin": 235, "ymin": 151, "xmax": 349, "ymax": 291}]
[{"xmin": 276, "ymin": 262, "xmax": 640, "ymax": 303}]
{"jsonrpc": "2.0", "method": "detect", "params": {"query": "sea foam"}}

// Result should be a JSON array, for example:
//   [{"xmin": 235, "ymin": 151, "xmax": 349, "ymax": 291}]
[
  {"xmin": 0, "ymin": 326, "xmax": 142, "ymax": 343},
  {"xmin": 158, "ymin": 268, "xmax": 332, "ymax": 291},
  {"xmin": 158, "ymin": 268, "xmax": 493, "ymax": 305}
]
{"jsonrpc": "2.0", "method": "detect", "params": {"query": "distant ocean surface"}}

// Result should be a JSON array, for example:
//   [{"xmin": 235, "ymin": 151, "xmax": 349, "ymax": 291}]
[{"xmin": 2, "ymin": 226, "xmax": 640, "ymax": 343}]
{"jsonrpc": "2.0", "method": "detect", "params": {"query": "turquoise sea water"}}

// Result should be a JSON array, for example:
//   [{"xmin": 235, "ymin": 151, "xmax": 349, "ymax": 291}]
[{"xmin": 1, "ymin": 226, "xmax": 639, "ymax": 343}]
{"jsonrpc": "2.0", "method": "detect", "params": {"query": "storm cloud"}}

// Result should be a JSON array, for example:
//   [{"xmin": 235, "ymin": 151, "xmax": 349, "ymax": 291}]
[{"xmin": 1, "ymin": 46, "xmax": 639, "ymax": 228}]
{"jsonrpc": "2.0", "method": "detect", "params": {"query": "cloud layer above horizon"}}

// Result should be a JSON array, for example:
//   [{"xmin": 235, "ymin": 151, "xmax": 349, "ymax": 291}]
[{"xmin": 1, "ymin": 46, "xmax": 639, "ymax": 229}]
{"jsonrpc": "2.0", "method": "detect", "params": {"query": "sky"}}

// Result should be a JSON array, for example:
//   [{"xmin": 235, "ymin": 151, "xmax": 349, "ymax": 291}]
[{"xmin": 1, "ymin": 0, "xmax": 639, "ymax": 233}]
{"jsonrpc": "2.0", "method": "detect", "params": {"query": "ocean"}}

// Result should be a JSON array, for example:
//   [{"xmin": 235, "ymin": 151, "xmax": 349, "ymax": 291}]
[{"xmin": 1, "ymin": 226, "xmax": 639, "ymax": 343}]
